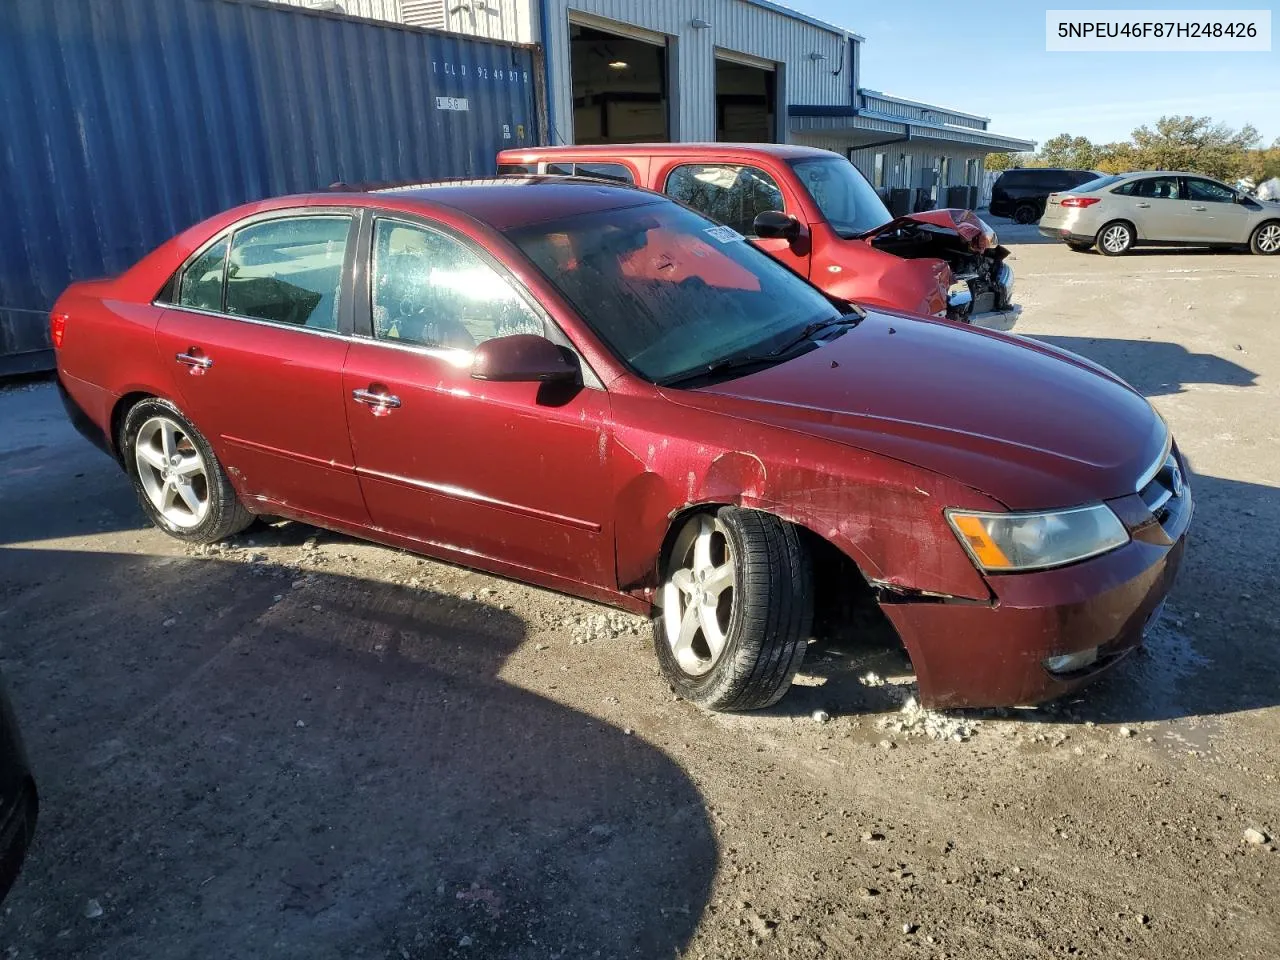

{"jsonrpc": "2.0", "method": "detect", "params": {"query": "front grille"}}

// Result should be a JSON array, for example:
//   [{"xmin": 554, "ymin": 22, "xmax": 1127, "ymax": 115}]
[{"xmin": 1138, "ymin": 451, "xmax": 1186, "ymax": 529}]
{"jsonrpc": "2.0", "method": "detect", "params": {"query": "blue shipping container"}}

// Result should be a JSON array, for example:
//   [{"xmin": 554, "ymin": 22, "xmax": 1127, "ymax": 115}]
[{"xmin": 0, "ymin": 0, "xmax": 541, "ymax": 373}]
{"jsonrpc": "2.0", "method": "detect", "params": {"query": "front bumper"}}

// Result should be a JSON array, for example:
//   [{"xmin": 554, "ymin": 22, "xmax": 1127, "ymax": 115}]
[
  {"xmin": 969, "ymin": 303, "xmax": 1021, "ymax": 332},
  {"xmin": 883, "ymin": 476, "xmax": 1193, "ymax": 709}
]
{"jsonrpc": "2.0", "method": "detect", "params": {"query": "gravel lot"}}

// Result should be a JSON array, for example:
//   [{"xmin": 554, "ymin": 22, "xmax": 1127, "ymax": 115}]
[{"xmin": 1, "ymin": 223, "xmax": 1278, "ymax": 958}]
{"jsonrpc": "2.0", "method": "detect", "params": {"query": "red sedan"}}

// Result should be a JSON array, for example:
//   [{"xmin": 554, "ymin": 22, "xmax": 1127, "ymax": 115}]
[{"xmin": 53, "ymin": 178, "xmax": 1190, "ymax": 711}]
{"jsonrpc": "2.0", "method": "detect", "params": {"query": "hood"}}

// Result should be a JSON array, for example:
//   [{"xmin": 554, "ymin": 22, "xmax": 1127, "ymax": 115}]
[
  {"xmin": 858, "ymin": 208, "xmax": 1001, "ymax": 255},
  {"xmin": 665, "ymin": 313, "xmax": 1167, "ymax": 510}
]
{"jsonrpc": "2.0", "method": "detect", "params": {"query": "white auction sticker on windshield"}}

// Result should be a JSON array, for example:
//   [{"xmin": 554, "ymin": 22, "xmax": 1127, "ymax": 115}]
[{"xmin": 703, "ymin": 225, "xmax": 744, "ymax": 244}]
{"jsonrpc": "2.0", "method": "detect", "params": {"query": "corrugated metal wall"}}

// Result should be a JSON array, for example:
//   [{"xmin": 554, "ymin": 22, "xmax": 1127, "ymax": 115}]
[
  {"xmin": 543, "ymin": 0, "xmax": 856, "ymax": 143},
  {"xmin": 0, "ymin": 0, "xmax": 539, "ymax": 371},
  {"xmin": 858, "ymin": 92, "xmax": 987, "ymax": 131}
]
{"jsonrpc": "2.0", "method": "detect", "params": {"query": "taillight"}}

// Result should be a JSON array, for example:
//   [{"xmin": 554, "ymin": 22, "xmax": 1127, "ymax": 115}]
[
  {"xmin": 1059, "ymin": 196, "xmax": 1101, "ymax": 208},
  {"xmin": 50, "ymin": 312, "xmax": 68, "ymax": 348}
]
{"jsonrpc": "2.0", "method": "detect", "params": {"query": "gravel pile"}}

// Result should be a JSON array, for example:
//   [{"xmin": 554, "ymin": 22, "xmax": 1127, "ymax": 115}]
[{"xmin": 878, "ymin": 696, "xmax": 977, "ymax": 742}]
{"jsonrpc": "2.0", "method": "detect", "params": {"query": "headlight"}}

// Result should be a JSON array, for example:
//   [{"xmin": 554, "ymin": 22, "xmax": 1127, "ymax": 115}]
[{"xmin": 945, "ymin": 504, "xmax": 1129, "ymax": 572}]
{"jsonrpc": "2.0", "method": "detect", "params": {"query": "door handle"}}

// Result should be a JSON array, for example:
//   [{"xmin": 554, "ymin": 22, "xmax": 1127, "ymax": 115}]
[
  {"xmin": 175, "ymin": 348, "xmax": 213, "ymax": 372},
  {"xmin": 352, "ymin": 387, "xmax": 401, "ymax": 415},
  {"xmin": 1191, "ymin": 205, "xmax": 1207, "ymax": 211},
  {"xmin": 1136, "ymin": 202, "xmax": 1151, "ymax": 208}
]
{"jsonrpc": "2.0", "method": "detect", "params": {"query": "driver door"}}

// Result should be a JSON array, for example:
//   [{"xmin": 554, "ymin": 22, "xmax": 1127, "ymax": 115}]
[{"xmin": 342, "ymin": 215, "xmax": 615, "ymax": 588}]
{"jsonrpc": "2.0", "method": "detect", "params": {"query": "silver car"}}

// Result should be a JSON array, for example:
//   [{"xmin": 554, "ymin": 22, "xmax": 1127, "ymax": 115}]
[{"xmin": 1038, "ymin": 171, "xmax": 1280, "ymax": 256}]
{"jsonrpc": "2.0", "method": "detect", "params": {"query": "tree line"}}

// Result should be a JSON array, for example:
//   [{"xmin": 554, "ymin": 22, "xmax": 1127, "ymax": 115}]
[{"xmin": 987, "ymin": 116, "xmax": 1280, "ymax": 184}]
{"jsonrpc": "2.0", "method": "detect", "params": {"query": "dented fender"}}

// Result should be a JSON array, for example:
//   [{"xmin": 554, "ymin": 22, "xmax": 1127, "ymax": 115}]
[{"xmin": 607, "ymin": 392, "xmax": 997, "ymax": 602}]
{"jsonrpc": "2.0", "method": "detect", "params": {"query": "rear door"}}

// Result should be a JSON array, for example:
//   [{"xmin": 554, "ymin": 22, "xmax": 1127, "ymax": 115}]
[
  {"xmin": 662, "ymin": 161, "xmax": 810, "ymax": 277},
  {"xmin": 1182, "ymin": 177, "xmax": 1252, "ymax": 242},
  {"xmin": 341, "ymin": 213, "xmax": 615, "ymax": 587},
  {"xmin": 154, "ymin": 211, "xmax": 370, "ymax": 525},
  {"xmin": 1123, "ymin": 176, "xmax": 1192, "ymax": 241}
]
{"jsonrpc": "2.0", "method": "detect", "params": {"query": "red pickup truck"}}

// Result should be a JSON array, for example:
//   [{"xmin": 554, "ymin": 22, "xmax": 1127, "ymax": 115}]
[{"xmin": 497, "ymin": 143, "xmax": 1018, "ymax": 328}]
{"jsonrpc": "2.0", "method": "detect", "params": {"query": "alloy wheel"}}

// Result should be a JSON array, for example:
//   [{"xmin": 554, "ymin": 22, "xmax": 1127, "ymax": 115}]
[
  {"xmin": 1102, "ymin": 225, "xmax": 1130, "ymax": 253},
  {"xmin": 134, "ymin": 416, "xmax": 210, "ymax": 529},
  {"xmin": 1257, "ymin": 224, "xmax": 1280, "ymax": 253},
  {"xmin": 662, "ymin": 514, "xmax": 737, "ymax": 676}
]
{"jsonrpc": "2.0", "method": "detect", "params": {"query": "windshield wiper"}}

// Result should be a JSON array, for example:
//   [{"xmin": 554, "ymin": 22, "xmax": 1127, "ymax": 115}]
[
  {"xmin": 764, "ymin": 314, "xmax": 856, "ymax": 358},
  {"xmin": 657, "ymin": 314, "xmax": 858, "ymax": 388}
]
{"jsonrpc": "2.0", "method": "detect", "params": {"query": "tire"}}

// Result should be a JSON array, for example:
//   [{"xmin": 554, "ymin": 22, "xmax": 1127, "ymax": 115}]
[
  {"xmin": 1096, "ymin": 221, "xmax": 1134, "ymax": 256},
  {"xmin": 1249, "ymin": 220, "xmax": 1280, "ymax": 255},
  {"xmin": 653, "ymin": 507, "xmax": 813, "ymax": 712},
  {"xmin": 1012, "ymin": 203, "xmax": 1039, "ymax": 225},
  {"xmin": 120, "ymin": 398, "xmax": 254, "ymax": 544},
  {"xmin": 1066, "ymin": 240, "xmax": 1093, "ymax": 253}
]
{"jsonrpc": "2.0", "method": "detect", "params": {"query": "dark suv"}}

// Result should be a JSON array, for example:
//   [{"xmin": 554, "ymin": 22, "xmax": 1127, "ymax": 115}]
[{"xmin": 990, "ymin": 168, "xmax": 1098, "ymax": 223}]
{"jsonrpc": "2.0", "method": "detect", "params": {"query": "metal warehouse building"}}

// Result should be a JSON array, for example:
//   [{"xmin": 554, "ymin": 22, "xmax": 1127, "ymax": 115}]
[{"xmin": 278, "ymin": 0, "xmax": 1034, "ymax": 210}]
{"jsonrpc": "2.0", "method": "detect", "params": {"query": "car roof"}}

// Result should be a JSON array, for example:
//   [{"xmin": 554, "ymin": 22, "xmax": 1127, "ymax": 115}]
[
  {"xmin": 340, "ymin": 176, "xmax": 663, "ymax": 231},
  {"xmin": 501, "ymin": 142, "xmax": 836, "ymax": 161},
  {"xmin": 1000, "ymin": 167, "xmax": 1095, "ymax": 174}
]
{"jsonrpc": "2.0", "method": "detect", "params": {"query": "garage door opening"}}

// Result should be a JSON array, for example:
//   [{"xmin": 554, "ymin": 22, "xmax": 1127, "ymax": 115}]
[
  {"xmin": 715, "ymin": 56, "xmax": 776, "ymax": 142},
  {"xmin": 570, "ymin": 23, "xmax": 669, "ymax": 144}
]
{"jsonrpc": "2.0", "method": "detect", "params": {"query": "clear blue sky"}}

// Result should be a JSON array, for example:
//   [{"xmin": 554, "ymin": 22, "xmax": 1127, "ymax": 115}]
[{"xmin": 785, "ymin": 0, "xmax": 1279, "ymax": 149}]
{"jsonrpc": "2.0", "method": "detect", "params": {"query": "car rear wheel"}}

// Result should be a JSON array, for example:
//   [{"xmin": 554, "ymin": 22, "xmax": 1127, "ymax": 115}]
[
  {"xmin": 653, "ymin": 508, "xmax": 813, "ymax": 712},
  {"xmin": 1066, "ymin": 240, "xmax": 1093, "ymax": 252},
  {"xmin": 121, "ymin": 398, "xmax": 254, "ymax": 543},
  {"xmin": 1097, "ymin": 221, "xmax": 1134, "ymax": 256},
  {"xmin": 1250, "ymin": 221, "xmax": 1280, "ymax": 255},
  {"xmin": 1012, "ymin": 203, "xmax": 1039, "ymax": 224}
]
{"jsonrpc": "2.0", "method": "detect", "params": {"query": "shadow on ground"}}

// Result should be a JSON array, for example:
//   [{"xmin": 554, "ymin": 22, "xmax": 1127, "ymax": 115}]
[
  {"xmin": 1029, "ymin": 335, "xmax": 1257, "ymax": 397},
  {"xmin": 0, "ymin": 548, "xmax": 716, "ymax": 959}
]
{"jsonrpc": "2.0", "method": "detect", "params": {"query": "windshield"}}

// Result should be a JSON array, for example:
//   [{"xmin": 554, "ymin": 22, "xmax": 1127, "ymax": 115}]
[
  {"xmin": 506, "ymin": 201, "xmax": 843, "ymax": 385},
  {"xmin": 1074, "ymin": 174, "xmax": 1126, "ymax": 193},
  {"xmin": 789, "ymin": 157, "xmax": 892, "ymax": 238}
]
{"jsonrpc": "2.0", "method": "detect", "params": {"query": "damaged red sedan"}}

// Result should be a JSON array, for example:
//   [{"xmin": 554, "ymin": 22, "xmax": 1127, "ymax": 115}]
[{"xmin": 53, "ymin": 178, "xmax": 1189, "ymax": 711}]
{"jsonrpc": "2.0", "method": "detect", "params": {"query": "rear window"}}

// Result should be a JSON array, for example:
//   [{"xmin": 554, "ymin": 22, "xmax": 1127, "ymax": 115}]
[
  {"xmin": 995, "ymin": 171, "xmax": 1033, "ymax": 188},
  {"xmin": 998, "ymin": 169, "xmax": 1096, "ymax": 190},
  {"xmin": 573, "ymin": 162, "xmax": 634, "ymax": 184},
  {"xmin": 1074, "ymin": 174, "xmax": 1125, "ymax": 193},
  {"xmin": 535, "ymin": 161, "xmax": 635, "ymax": 184}
]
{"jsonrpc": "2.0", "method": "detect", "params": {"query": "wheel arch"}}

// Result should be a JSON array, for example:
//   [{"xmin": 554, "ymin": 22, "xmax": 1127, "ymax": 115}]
[
  {"xmin": 1097, "ymin": 217, "xmax": 1137, "ymax": 243},
  {"xmin": 109, "ymin": 390, "xmax": 163, "ymax": 462},
  {"xmin": 1250, "ymin": 217, "xmax": 1280, "ymax": 252}
]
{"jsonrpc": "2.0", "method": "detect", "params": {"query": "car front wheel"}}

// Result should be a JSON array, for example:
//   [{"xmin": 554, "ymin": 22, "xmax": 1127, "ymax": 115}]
[
  {"xmin": 1097, "ymin": 221, "xmax": 1134, "ymax": 256},
  {"xmin": 121, "ymin": 398, "xmax": 254, "ymax": 543},
  {"xmin": 1250, "ymin": 221, "xmax": 1280, "ymax": 255},
  {"xmin": 653, "ymin": 508, "xmax": 813, "ymax": 711}
]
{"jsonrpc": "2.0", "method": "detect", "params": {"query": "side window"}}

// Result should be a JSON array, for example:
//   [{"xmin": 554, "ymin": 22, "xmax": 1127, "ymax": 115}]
[
  {"xmin": 224, "ymin": 216, "xmax": 351, "ymax": 331},
  {"xmin": 371, "ymin": 219, "xmax": 542, "ymax": 351},
  {"xmin": 1133, "ymin": 177, "xmax": 1182, "ymax": 200},
  {"xmin": 1110, "ymin": 180, "xmax": 1136, "ymax": 196},
  {"xmin": 1186, "ymin": 178, "xmax": 1236, "ymax": 203},
  {"xmin": 574, "ymin": 162, "xmax": 634, "ymax": 184},
  {"xmin": 663, "ymin": 164, "xmax": 785, "ymax": 236},
  {"xmin": 497, "ymin": 163, "xmax": 536, "ymax": 175},
  {"xmin": 546, "ymin": 162, "xmax": 574, "ymax": 176},
  {"xmin": 178, "ymin": 236, "xmax": 229, "ymax": 312}
]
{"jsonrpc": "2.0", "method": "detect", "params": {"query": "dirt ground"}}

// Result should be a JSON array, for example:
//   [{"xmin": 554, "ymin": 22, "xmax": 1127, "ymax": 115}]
[{"xmin": 1, "ymin": 224, "xmax": 1278, "ymax": 959}]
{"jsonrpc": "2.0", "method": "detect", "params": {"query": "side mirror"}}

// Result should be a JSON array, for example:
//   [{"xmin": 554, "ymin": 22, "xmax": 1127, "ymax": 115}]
[
  {"xmin": 471, "ymin": 334, "xmax": 578, "ymax": 383},
  {"xmin": 753, "ymin": 210, "xmax": 802, "ymax": 241}
]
